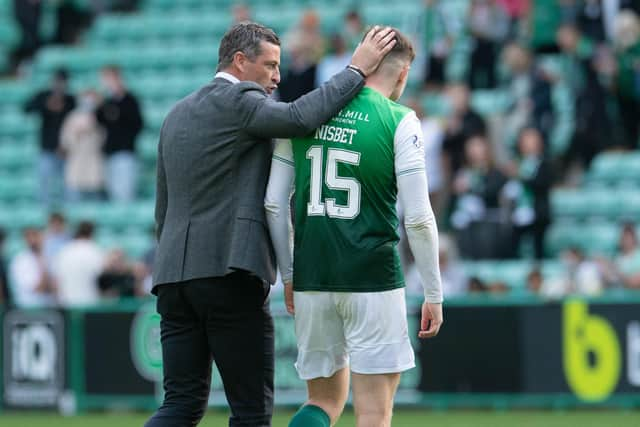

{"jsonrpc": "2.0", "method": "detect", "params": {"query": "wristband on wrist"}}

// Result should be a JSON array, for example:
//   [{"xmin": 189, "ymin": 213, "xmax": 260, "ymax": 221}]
[{"xmin": 347, "ymin": 64, "xmax": 367, "ymax": 79}]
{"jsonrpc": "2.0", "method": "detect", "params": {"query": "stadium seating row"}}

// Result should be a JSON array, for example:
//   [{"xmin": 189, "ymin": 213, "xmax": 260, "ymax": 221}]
[{"xmin": 462, "ymin": 259, "xmax": 564, "ymax": 290}]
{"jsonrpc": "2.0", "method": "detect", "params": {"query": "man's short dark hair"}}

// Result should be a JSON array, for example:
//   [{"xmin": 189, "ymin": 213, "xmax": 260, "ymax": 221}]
[
  {"xmin": 75, "ymin": 221, "xmax": 95, "ymax": 239},
  {"xmin": 217, "ymin": 22, "xmax": 280, "ymax": 71}
]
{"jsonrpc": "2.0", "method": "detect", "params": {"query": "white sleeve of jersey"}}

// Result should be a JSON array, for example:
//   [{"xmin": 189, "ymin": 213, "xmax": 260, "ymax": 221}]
[
  {"xmin": 395, "ymin": 112, "xmax": 443, "ymax": 303},
  {"xmin": 265, "ymin": 140, "xmax": 295, "ymax": 283}
]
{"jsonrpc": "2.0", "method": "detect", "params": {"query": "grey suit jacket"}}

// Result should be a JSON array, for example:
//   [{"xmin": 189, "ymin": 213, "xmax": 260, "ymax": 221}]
[{"xmin": 152, "ymin": 69, "xmax": 364, "ymax": 291}]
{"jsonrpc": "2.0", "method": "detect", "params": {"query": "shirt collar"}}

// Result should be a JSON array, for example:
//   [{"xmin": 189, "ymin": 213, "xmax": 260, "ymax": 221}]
[{"xmin": 214, "ymin": 71, "xmax": 240, "ymax": 84}]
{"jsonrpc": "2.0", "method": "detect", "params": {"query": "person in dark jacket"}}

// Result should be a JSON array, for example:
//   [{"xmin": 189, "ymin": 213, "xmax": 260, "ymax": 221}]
[
  {"xmin": 96, "ymin": 65, "xmax": 144, "ymax": 202},
  {"xmin": 506, "ymin": 127, "xmax": 553, "ymax": 259},
  {"xmin": 450, "ymin": 135, "xmax": 510, "ymax": 259},
  {"xmin": 24, "ymin": 68, "xmax": 76, "ymax": 207},
  {"xmin": 442, "ymin": 83, "xmax": 487, "ymax": 177}
]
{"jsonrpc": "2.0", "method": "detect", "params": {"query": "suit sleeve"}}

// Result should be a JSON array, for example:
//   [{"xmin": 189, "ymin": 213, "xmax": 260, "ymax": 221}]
[
  {"xmin": 154, "ymin": 124, "xmax": 168, "ymax": 242},
  {"xmin": 238, "ymin": 68, "xmax": 364, "ymax": 139},
  {"xmin": 396, "ymin": 113, "xmax": 443, "ymax": 303},
  {"xmin": 264, "ymin": 140, "xmax": 295, "ymax": 282}
]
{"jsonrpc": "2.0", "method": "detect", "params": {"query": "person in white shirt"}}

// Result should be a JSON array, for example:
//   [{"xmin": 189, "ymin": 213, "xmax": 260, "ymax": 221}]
[
  {"xmin": 9, "ymin": 227, "xmax": 56, "ymax": 307},
  {"xmin": 53, "ymin": 221, "xmax": 105, "ymax": 307},
  {"xmin": 315, "ymin": 34, "xmax": 353, "ymax": 87}
]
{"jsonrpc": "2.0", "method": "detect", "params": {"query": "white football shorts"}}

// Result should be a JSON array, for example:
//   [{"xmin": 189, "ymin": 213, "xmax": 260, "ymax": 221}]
[{"xmin": 293, "ymin": 287, "xmax": 415, "ymax": 380}]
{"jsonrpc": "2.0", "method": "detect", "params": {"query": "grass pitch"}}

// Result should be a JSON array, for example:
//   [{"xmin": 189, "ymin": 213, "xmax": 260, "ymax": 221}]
[{"xmin": 0, "ymin": 409, "xmax": 638, "ymax": 427}]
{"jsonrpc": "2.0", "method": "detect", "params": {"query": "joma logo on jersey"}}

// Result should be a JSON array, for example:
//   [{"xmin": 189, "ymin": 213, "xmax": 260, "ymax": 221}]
[
  {"xmin": 314, "ymin": 125, "xmax": 358, "ymax": 145},
  {"xmin": 337, "ymin": 109, "xmax": 370, "ymax": 122}
]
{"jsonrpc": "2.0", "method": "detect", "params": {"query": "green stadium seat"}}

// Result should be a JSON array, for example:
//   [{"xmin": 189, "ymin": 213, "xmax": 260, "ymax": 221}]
[
  {"xmin": 0, "ymin": 82, "xmax": 35, "ymax": 107},
  {"xmin": 462, "ymin": 260, "xmax": 532, "ymax": 289},
  {"xmin": 0, "ymin": 173, "xmax": 38, "ymax": 203},
  {"xmin": 471, "ymin": 90, "xmax": 513, "ymax": 116},
  {"xmin": 586, "ymin": 151, "xmax": 640, "ymax": 186},
  {"xmin": 0, "ymin": 18, "xmax": 19, "ymax": 50},
  {"xmin": 551, "ymin": 188, "xmax": 622, "ymax": 221},
  {"xmin": 0, "ymin": 203, "xmax": 46, "ymax": 232},
  {"xmin": 545, "ymin": 221, "xmax": 619, "ymax": 256},
  {"xmin": 0, "ymin": 112, "xmax": 37, "ymax": 138},
  {"xmin": 0, "ymin": 142, "xmax": 37, "ymax": 170},
  {"xmin": 137, "ymin": 134, "xmax": 159, "ymax": 164}
]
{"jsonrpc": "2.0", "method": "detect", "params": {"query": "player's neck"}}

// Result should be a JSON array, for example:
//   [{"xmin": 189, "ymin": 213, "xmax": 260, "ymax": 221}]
[{"xmin": 364, "ymin": 78, "xmax": 393, "ymax": 99}]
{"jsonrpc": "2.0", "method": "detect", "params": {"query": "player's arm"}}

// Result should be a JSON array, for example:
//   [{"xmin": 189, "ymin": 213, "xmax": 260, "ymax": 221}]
[
  {"xmin": 238, "ymin": 27, "xmax": 397, "ymax": 139},
  {"xmin": 395, "ymin": 112, "xmax": 444, "ymax": 339},
  {"xmin": 264, "ymin": 140, "xmax": 295, "ymax": 314}
]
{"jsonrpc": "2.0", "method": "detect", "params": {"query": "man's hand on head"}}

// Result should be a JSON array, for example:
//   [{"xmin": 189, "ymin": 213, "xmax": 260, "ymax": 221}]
[{"xmin": 350, "ymin": 26, "xmax": 397, "ymax": 77}]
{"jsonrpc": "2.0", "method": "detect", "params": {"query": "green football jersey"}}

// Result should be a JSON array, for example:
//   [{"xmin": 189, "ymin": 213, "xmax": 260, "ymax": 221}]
[{"xmin": 291, "ymin": 87, "xmax": 414, "ymax": 293}]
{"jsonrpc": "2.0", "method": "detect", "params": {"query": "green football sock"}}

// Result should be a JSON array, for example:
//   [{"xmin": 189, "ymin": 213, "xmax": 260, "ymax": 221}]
[{"xmin": 288, "ymin": 404, "xmax": 331, "ymax": 427}]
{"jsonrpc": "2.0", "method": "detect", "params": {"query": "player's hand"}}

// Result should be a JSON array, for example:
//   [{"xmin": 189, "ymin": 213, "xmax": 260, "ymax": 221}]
[
  {"xmin": 350, "ymin": 26, "xmax": 397, "ymax": 77},
  {"xmin": 284, "ymin": 282, "xmax": 295, "ymax": 315},
  {"xmin": 419, "ymin": 301, "xmax": 443, "ymax": 339}
]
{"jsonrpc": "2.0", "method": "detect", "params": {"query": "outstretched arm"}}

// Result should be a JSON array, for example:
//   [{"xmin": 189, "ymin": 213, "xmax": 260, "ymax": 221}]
[{"xmin": 239, "ymin": 27, "xmax": 398, "ymax": 139}]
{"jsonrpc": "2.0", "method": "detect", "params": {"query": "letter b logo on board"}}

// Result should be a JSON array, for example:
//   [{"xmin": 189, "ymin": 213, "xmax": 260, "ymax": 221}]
[{"xmin": 563, "ymin": 300, "xmax": 621, "ymax": 401}]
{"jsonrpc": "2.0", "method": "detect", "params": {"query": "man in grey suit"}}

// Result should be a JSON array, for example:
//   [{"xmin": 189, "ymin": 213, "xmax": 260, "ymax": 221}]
[{"xmin": 145, "ymin": 22, "xmax": 396, "ymax": 427}]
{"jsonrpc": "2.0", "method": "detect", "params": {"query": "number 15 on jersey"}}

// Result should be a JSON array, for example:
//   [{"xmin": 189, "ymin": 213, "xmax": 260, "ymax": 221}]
[{"xmin": 306, "ymin": 146, "xmax": 361, "ymax": 220}]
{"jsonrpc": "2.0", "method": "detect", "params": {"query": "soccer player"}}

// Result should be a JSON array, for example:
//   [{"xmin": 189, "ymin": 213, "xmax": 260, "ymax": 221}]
[{"xmin": 265, "ymin": 28, "xmax": 443, "ymax": 427}]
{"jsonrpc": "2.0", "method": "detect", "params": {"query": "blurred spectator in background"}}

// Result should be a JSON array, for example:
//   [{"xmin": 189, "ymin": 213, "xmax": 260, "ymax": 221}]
[
  {"xmin": 500, "ymin": 43, "xmax": 556, "ymax": 146},
  {"xmin": 98, "ymin": 249, "xmax": 142, "ymax": 298},
  {"xmin": 614, "ymin": 11, "xmax": 640, "ymax": 149},
  {"xmin": 529, "ymin": 0, "xmax": 564, "ymax": 53},
  {"xmin": 555, "ymin": 23, "xmax": 618, "ymax": 168},
  {"xmin": 0, "ymin": 228, "xmax": 10, "ymax": 306},
  {"xmin": 576, "ymin": 0, "xmax": 608, "ymax": 43},
  {"xmin": 525, "ymin": 267, "xmax": 544, "ymax": 294},
  {"xmin": 468, "ymin": 276, "xmax": 489, "ymax": 292},
  {"xmin": 53, "ymin": 0, "xmax": 93, "ymax": 45},
  {"xmin": 343, "ymin": 10, "xmax": 365, "ymax": 52},
  {"xmin": 53, "ymin": 221, "xmax": 104, "ymax": 307},
  {"xmin": 451, "ymin": 135, "xmax": 510, "ymax": 259},
  {"xmin": 279, "ymin": 10, "xmax": 325, "ymax": 101},
  {"xmin": 24, "ymin": 68, "xmax": 76, "ymax": 207},
  {"xmin": 505, "ymin": 127, "xmax": 552, "ymax": 259},
  {"xmin": 315, "ymin": 34, "xmax": 352, "ymax": 86},
  {"xmin": 97, "ymin": 66, "xmax": 144, "ymax": 202},
  {"xmin": 231, "ymin": 3, "xmax": 251, "ymax": 23},
  {"xmin": 543, "ymin": 246, "xmax": 603, "ymax": 297},
  {"xmin": 60, "ymin": 89, "xmax": 106, "ymax": 201},
  {"xmin": 496, "ymin": 0, "xmax": 529, "ymax": 37},
  {"xmin": 42, "ymin": 212, "xmax": 70, "ymax": 273},
  {"xmin": 9, "ymin": 227, "xmax": 56, "ymax": 307},
  {"xmin": 601, "ymin": 223, "xmax": 640, "ymax": 290},
  {"xmin": 442, "ymin": 83, "xmax": 487, "ymax": 177},
  {"xmin": 12, "ymin": 0, "xmax": 42, "ymax": 68},
  {"xmin": 420, "ymin": 0, "xmax": 458, "ymax": 88},
  {"xmin": 467, "ymin": 0, "xmax": 510, "ymax": 89}
]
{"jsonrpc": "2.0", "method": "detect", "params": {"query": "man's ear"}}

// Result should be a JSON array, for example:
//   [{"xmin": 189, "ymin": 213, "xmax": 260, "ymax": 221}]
[{"xmin": 232, "ymin": 51, "xmax": 247, "ymax": 73}]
